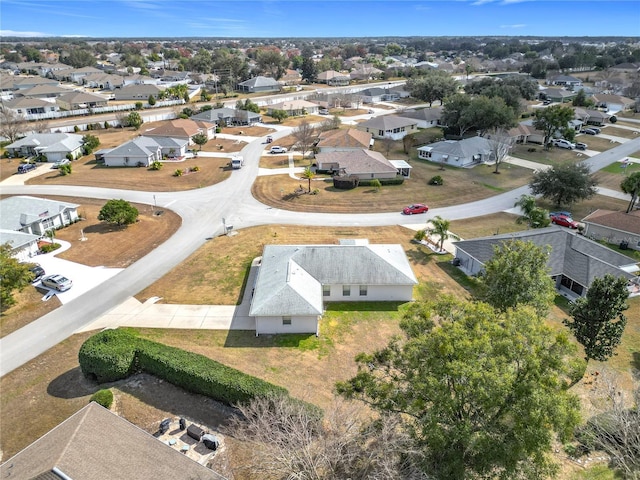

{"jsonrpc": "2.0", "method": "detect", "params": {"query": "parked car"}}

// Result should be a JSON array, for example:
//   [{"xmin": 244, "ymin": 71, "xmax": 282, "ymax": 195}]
[
  {"xmin": 542, "ymin": 99, "xmax": 552, "ymax": 105},
  {"xmin": 41, "ymin": 274, "xmax": 73, "ymax": 292},
  {"xmin": 550, "ymin": 211, "xmax": 572, "ymax": 218},
  {"xmin": 17, "ymin": 163, "xmax": 37, "ymax": 174},
  {"xmin": 52, "ymin": 158, "xmax": 70, "ymax": 169},
  {"xmin": 402, "ymin": 203, "xmax": 429, "ymax": 215},
  {"xmin": 266, "ymin": 135, "xmax": 273, "ymax": 144},
  {"xmin": 550, "ymin": 213, "xmax": 579, "ymax": 229},
  {"xmin": 580, "ymin": 128, "xmax": 598, "ymax": 135},
  {"xmin": 575, "ymin": 142, "xmax": 588, "ymax": 150},
  {"xmin": 319, "ymin": 108, "xmax": 329, "ymax": 115},
  {"xmin": 25, "ymin": 263, "xmax": 45, "ymax": 282},
  {"xmin": 269, "ymin": 146, "xmax": 287, "ymax": 154},
  {"xmin": 552, "ymin": 139, "xmax": 575, "ymax": 149}
]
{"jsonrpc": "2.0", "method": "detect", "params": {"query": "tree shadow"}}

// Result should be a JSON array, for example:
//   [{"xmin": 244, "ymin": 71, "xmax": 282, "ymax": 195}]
[
  {"xmin": 47, "ymin": 366, "xmax": 99, "ymax": 399},
  {"xmin": 632, "ymin": 352, "xmax": 640, "ymax": 379}
]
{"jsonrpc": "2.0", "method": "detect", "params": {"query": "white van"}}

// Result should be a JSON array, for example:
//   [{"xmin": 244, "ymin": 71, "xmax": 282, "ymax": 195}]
[{"xmin": 231, "ymin": 155, "xmax": 244, "ymax": 169}]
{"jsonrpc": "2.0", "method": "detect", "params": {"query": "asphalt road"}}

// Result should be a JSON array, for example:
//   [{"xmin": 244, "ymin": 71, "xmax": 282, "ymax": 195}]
[{"xmin": 1, "ymin": 130, "xmax": 638, "ymax": 378}]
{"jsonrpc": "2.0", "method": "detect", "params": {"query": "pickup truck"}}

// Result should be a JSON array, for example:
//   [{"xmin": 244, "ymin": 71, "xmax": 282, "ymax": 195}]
[{"xmin": 230, "ymin": 155, "xmax": 244, "ymax": 169}]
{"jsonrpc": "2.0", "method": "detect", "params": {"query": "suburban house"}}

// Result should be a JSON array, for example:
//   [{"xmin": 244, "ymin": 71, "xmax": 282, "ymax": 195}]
[
  {"xmin": 236, "ymin": 76, "xmax": 280, "ymax": 93},
  {"xmin": 417, "ymin": 136, "xmax": 494, "ymax": 167},
  {"xmin": 278, "ymin": 69, "xmax": 302, "ymax": 86},
  {"xmin": 581, "ymin": 209, "xmax": 640, "ymax": 252},
  {"xmin": 357, "ymin": 87, "xmax": 400, "ymax": 104},
  {"xmin": 546, "ymin": 74, "xmax": 583, "ymax": 89},
  {"xmin": 14, "ymin": 84, "xmax": 71, "ymax": 99},
  {"xmin": 315, "ymin": 128, "xmax": 373, "ymax": 152},
  {"xmin": 0, "ymin": 402, "xmax": 226, "ymax": 480},
  {"xmin": 396, "ymin": 107, "xmax": 443, "ymax": 128},
  {"xmin": 249, "ymin": 240, "xmax": 418, "ymax": 335},
  {"xmin": 0, "ymin": 229, "xmax": 41, "ymax": 261},
  {"xmin": 349, "ymin": 65, "xmax": 384, "ymax": 81},
  {"xmin": 0, "ymin": 196, "xmax": 79, "ymax": 236},
  {"xmin": 540, "ymin": 87, "xmax": 577, "ymax": 103},
  {"xmin": 314, "ymin": 149, "xmax": 402, "ymax": 179},
  {"xmin": 96, "ymin": 136, "xmax": 189, "ymax": 167},
  {"xmin": 191, "ymin": 107, "xmax": 262, "ymax": 126},
  {"xmin": 65, "ymin": 66, "xmax": 104, "ymax": 84},
  {"xmin": 590, "ymin": 94, "xmax": 635, "ymax": 113},
  {"xmin": 574, "ymin": 107, "xmax": 612, "ymax": 126},
  {"xmin": 143, "ymin": 118, "xmax": 216, "ymax": 144},
  {"xmin": 316, "ymin": 70, "xmax": 351, "ymax": 86},
  {"xmin": 56, "ymin": 91, "xmax": 109, "ymax": 110},
  {"xmin": 113, "ymin": 83, "xmax": 163, "ymax": 101},
  {"xmin": 11, "ymin": 76, "xmax": 60, "ymax": 91},
  {"xmin": 356, "ymin": 115, "xmax": 418, "ymax": 140},
  {"xmin": 266, "ymin": 99, "xmax": 319, "ymax": 116},
  {"xmin": 81, "ymin": 72, "xmax": 125, "ymax": 90},
  {"xmin": 5, "ymin": 133, "xmax": 84, "ymax": 161},
  {"xmin": 453, "ymin": 226, "xmax": 639, "ymax": 298},
  {"xmin": 2, "ymin": 97, "xmax": 60, "ymax": 118},
  {"xmin": 508, "ymin": 122, "xmax": 545, "ymax": 145}
]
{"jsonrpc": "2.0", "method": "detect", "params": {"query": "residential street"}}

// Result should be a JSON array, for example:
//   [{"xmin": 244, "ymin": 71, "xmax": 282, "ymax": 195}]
[{"xmin": 1, "ymin": 127, "xmax": 638, "ymax": 377}]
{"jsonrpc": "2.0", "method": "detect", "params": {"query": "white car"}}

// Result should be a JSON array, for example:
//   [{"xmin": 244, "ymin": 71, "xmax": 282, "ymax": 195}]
[
  {"xmin": 41, "ymin": 274, "xmax": 73, "ymax": 292},
  {"xmin": 552, "ymin": 139, "xmax": 575, "ymax": 149},
  {"xmin": 52, "ymin": 158, "xmax": 70, "ymax": 169},
  {"xmin": 269, "ymin": 146, "xmax": 287, "ymax": 154}
]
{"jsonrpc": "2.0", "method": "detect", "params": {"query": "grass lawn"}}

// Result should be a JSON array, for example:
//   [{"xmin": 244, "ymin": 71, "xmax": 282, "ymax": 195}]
[
  {"xmin": 259, "ymin": 154, "xmax": 309, "ymax": 169},
  {"xmin": 602, "ymin": 125, "xmax": 640, "ymax": 139},
  {"xmin": 594, "ymin": 161, "xmax": 640, "ymax": 190},
  {"xmin": 511, "ymin": 143, "xmax": 585, "ymax": 166},
  {"xmin": 576, "ymin": 135, "xmax": 623, "ymax": 152}
]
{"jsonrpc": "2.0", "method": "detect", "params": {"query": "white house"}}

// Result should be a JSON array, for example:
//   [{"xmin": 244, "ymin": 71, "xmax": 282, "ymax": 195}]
[
  {"xmin": 250, "ymin": 240, "xmax": 418, "ymax": 335},
  {"xmin": 0, "ymin": 229, "xmax": 41, "ymax": 261},
  {"xmin": 266, "ymin": 99, "xmax": 319, "ymax": 116},
  {"xmin": 396, "ymin": 107, "xmax": 443, "ymax": 128},
  {"xmin": 417, "ymin": 136, "xmax": 494, "ymax": 167},
  {"xmin": 356, "ymin": 115, "xmax": 418, "ymax": 140},
  {"xmin": 97, "ymin": 136, "xmax": 188, "ymax": 167},
  {"xmin": 5, "ymin": 133, "xmax": 84, "ymax": 162},
  {"xmin": 0, "ymin": 196, "xmax": 79, "ymax": 236}
]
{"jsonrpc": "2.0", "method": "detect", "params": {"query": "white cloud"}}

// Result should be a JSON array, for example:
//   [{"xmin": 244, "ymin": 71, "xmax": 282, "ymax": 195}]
[
  {"xmin": 0, "ymin": 29, "xmax": 54, "ymax": 37},
  {"xmin": 500, "ymin": 23, "xmax": 527, "ymax": 28}
]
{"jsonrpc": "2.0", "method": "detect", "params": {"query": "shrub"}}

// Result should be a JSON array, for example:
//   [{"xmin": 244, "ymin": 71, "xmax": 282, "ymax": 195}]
[
  {"xmin": 357, "ymin": 176, "xmax": 405, "ymax": 187},
  {"xmin": 73, "ymin": 125, "xmax": 80, "ymax": 133},
  {"xmin": 66, "ymin": 153, "xmax": 73, "ymax": 161},
  {"xmin": 40, "ymin": 242, "xmax": 61, "ymax": 253},
  {"xmin": 104, "ymin": 121, "xmax": 110, "ymax": 129},
  {"xmin": 174, "ymin": 169, "xmax": 183, "ymax": 176},
  {"xmin": 311, "ymin": 188, "xmax": 320, "ymax": 195},
  {"xmin": 90, "ymin": 389, "xmax": 114, "ymax": 409},
  {"xmin": 429, "ymin": 175, "xmax": 444, "ymax": 186},
  {"xmin": 78, "ymin": 329, "xmax": 140, "ymax": 382},
  {"xmin": 149, "ymin": 161, "xmax": 163, "ymax": 170},
  {"xmin": 191, "ymin": 165, "xmax": 200, "ymax": 172},
  {"xmin": 528, "ymin": 147, "xmax": 537, "ymax": 152},
  {"xmin": 333, "ymin": 175, "xmax": 359, "ymax": 190},
  {"xmin": 59, "ymin": 163, "xmax": 72, "ymax": 176},
  {"xmin": 135, "ymin": 102, "xmax": 143, "ymax": 110},
  {"xmin": 370, "ymin": 179, "xmax": 382, "ymax": 191}
]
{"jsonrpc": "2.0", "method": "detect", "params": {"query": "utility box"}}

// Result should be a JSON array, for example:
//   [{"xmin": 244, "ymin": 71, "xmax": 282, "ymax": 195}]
[{"xmin": 231, "ymin": 155, "xmax": 244, "ymax": 169}]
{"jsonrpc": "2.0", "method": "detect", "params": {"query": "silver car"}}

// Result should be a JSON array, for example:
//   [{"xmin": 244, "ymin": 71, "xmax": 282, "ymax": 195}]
[{"xmin": 41, "ymin": 274, "xmax": 73, "ymax": 292}]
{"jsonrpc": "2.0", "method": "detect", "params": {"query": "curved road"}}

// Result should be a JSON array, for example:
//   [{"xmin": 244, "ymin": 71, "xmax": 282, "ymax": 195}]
[{"xmin": 1, "ymin": 129, "xmax": 638, "ymax": 377}]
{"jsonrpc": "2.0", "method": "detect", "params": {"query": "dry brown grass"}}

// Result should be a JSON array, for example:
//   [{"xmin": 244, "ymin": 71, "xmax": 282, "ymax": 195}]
[
  {"xmin": 251, "ymin": 161, "xmax": 531, "ymax": 213},
  {"xmin": 602, "ymin": 126, "xmax": 640, "ymax": 139}
]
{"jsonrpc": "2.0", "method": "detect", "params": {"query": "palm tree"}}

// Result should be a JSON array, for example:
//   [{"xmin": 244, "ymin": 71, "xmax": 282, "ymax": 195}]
[
  {"xmin": 426, "ymin": 216, "xmax": 459, "ymax": 252},
  {"xmin": 301, "ymin": 167, "xmax": 316, "ymax": 193},
  {"xmin": 514, "ymin": 194, "xmax": 550, "ymax": 228},
  {"xmin": 621, "ymin": 171, "xmax": 640, "ymax": 213}
]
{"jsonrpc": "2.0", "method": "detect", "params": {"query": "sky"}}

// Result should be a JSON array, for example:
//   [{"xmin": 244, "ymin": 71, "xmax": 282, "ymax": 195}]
[{"xmin": 0, "ymin": 0, "xmax": 639, "ymax": 39}]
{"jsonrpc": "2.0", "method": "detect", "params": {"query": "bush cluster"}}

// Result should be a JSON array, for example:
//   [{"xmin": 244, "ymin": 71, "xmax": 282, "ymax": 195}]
[
  {"xmin": 79, "ymin": 329, "xmax": 289, "ymax": 406},
  {"xmin": 40, "ymin": 243, "xmax": 61, "ymax": 253},
  {"xmin": 90, "ymin": 389, "xmax": 114, "ymax": 409},
  {"xmin": 428, "ymin": 175, "xmax": 444, "ymax": 185},
  {"xmin": 333, "ymin": 175, "xmax": 359, "ymax": 189},
  {"xmin": 358, "ymin": 176, "xmax": 405, "ymax": 186}
]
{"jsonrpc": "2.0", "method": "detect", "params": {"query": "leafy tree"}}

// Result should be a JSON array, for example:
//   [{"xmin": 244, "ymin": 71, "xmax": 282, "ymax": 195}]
[
  {"xmin": 406, "ymin": 70, "xmax": 458, "ymax": 107},
  {"xmin": 292, "ymin": 120, "xmax": 316, "ymax": 159},
  {"xmin": 0, "ymin": 244, "xmax": 34, "ymax": 313},
  {"xmin": 564, "ymin": 274, "xmax": 629, "ymax": 363},
  {"xmin": 59, "ymin": 163, "xmax": 72, "ymax": 176},
  {"xmin": 191, "ymin": 133, "xmax": 208, "ymax": 151},
  {"xmin": 514, "ymin": 194, "xmax": 551, "ymax": 228},
  {"xmin": 270, "ymin": 109, "xmax": 288, "ymax": 123},
  {"xmin": 337, "ymin": 297, "xmax": 581, "ymax": 480},
  {"xmin": 478, "ymin": 239, "xmax": 556, "ymax": 316},
  {"xmin": 126, "ymin": 111, "xmax": 143, "ymax": 130},
  {"xmin": 533, "ymin": 104, "xmax": 575, "ymax": 149},
  {"xmin": 148, "ymin": 94, "xmax": 156, "ymax": 106},
  {"xmin": 621, "ymin": 171, "xmax": 640, "ymax": 213},
  {"xmin": 425, "ymin": 216, "xmax": 459, "ymax": 251},
  {"xmin": 65, "ymin": 49, "xmax": 96, "ymax": 68},
  {"xmin": 98, "ymin": 199, "xmax": 139, "ymax": 226},
  {"xmin": 529, "ymin": 162, "xmax": 598, "ymax": 207},
  {"xmin": 82, "ymin": 134, "xmax": 100, "ymax": 154},
  {"xmin": 0, "ymin": 107, "xmax": 28, "ymax": 144},
  {"xmin": 572, "ymin": 89, "xmax": 594, "ymax": 108},
  {"xmin": 301, "ymin": 167, "xmax": 316, "ymax": 193},
  {"xmin": 255, "ymin": 49, "xmax": 289, "ymax": 80},
  {"xmin": 301, "ymin": 56, "xmax": 317, "ymax": 83},
  {"xmin": 443, "ymin": 94, "xmax": 516, "ymax": 137},
  {"xmin": 441, "ymin": 93, "xmax": 473, "ymax": 137}
]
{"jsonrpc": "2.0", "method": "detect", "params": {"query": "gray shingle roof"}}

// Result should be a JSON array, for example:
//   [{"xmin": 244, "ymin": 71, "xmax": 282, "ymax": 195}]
[
  {"xmin": 582, "ymin": 209, "xmax": 640, "ymax": 235},
  {"xmin": 0, "ymin": 229, "xmax": 40, "ymax": 249},
  {"xmin": 6, "ymin": 133, "xmax": 84, "ymax": 154},
  {"xmin": 396, "ymin": 107, "xmax": 442, "ymax": 122},
  {"xmin": 238, "ymin": 76, "xmax": 280, "ymax": 87},
  {"xmin": 419, "ymin": 136, "xmax": 491, "ymax": 158},
  {"xmin": 357, "ymin": 115, "xmax": 417, "ymax": 130},
  {"xmin": 315, "ymin": 149, "xmax": 396, "ymax": 176},
  {"xmin": 0, "ymin": 196, "xmax": 79, "ymax": 231}
]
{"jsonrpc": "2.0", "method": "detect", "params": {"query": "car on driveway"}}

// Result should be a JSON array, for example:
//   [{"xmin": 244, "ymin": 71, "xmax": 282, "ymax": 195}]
[
  {"xmin": 552, "ymin": 139, "xmax": 575, "ymax": 149},
  {"xmin": 52, "ymin": 158, "xmax": 70, "ymax": 169},
  {"xmin": 28, "ymin": 264, "xmax": 46, "ymax": 282},
  {"xmin": 41, "ymin": 274, "xmax": 73, "ymax": 292},
  {"xmin": 550, "ymin": 213, "xmax": 579, "ymax": 229},
  {"xmin": 575, "ymin": 142, "xmax": 588, "ymax": 150},
  {"xmin": 402, "ymin": 203, "xmax": 429, "ymax": 215},
  {"xmin": 580, "ymin": 128, "xmax": 599, "ymax": 135},
  {"xmin": 17, "ymin": 163, "xmax": 37, "ymax": 174},
  {"xmin": 269, "ymin": 146, "xmax": 287, "ymax": 154}
]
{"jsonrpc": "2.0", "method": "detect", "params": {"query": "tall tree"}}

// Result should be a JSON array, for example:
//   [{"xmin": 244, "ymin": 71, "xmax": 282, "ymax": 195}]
[
  {"xmin": 564, "ymin": 274, "xmax": 629, "ymax": 363},
  {"xmin": 98, "ymin": 199, "xmax": 139, "ymax": 226},
  {"xmin": 300, "ymin": 167, "xmax": 316, "ymax": 193},
  {"xmin": 0, "ymin": 244, "xmax": 34, "ymax": 313},
  {"xmin": 532, "ymin": 104, "xmax": 575, "ymax": 149},
  {"xmin": 292, "ymin": 120, "xmax": 316, "ymax": 160},
  {"xmin": 529, "ymin": 162, "xmax": 598, "ymax": 207},
  {"xmin": 126, "ymin": 111, "xmax": 143, "ymax": 130},
  {"xmin": 514, "ymin": 194, "xmax": 551, "ymax": 228},
  {"xmin": 621, "ymin": 171, "xmax": 640, "ymax": 213},
  {"xmin": 487, "ymin": 127, "xmax": 515, "ymax": 174},
  {"xmin": 337, "ymin": 297, "xmax": 581, "ymax": 480},
  {"xmin": 425, "ymin": 216, "xmax": 459, "ymax": 251},
  {"xmin": 255, "ymin": 49, "xmax": 289, "ymax": 80},
  {"xmin": 0, "ymin": 107, "xmax": 28, "ymax": 144},
  {"xmin": 406, "ymin": 70, "xmax": 458, "ymax": 107},
  {"xmin": 478, "ymin": 239, "xmax": 556, "ymax": 316}
]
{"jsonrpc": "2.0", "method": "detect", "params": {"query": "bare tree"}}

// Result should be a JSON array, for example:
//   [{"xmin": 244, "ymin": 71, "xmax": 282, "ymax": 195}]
[
  {"xmin": 380, "ymin": 136, "xmax": 395, "ymax": 156},
  {"xmin": 487, "ymin": 127, "xmax": 515, "ymax": 174},
  {"xmin": 292, "ymin": 120, "xmax": 316, "ymax": 160},
  {"xmin": 31, "ymin": 118, "xmax": 51, "ymax": 133},
  {"xmin": 228, "ymin": 395, "xmax": 425, "ymax": 480},
  {"xmin": 114, "ymin": 110, "xmax": 129, "ymax": 128},
  {"xmin": 0, "ymin": 107, "xmax": 28, "ymax": 143}
]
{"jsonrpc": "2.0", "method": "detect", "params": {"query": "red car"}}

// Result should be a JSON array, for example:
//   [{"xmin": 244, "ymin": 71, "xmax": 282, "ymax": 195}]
[
  {"xmin": 550, "ymin": 213, "xmax": 579, "ymax": 229},
  {"xmin": 403, "ymin": 204, "xmax": 429, "ymax": 215}
]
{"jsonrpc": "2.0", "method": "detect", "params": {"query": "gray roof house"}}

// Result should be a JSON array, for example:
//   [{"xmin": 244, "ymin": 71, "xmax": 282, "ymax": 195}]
[
  {"xmin": 114, "ymin": 83, "xmax": 163, "ymax": 101},
  {"xmin": 97, "ymin": 136, "xmax": 189, "ymax": 167},
  {"xmin": 581, "ymin": 209, "xmax": 640, "ymax": 252},
  {"xmin": 546, "ymin": 75, "xmax": 583, "ymax": 89},
  {"xmin": 417, "ymin": 136, "xmax": 493, "ymax": 168},
  {"xmin": 453, "ymin": 226, "xmax": 639, "ymax": 298},
  {"xmin": 0, "ymin": 229, "xmax": 41, "ymax": 262},
  {"xmin": 396, "ymin": 107, "xmax": 443, "ymax": 128},
  {"xmin": 56, "ymin": 90, "xmax": 109, "ymax": 110},
  {"xmin": 5, "ymin": 133, "xmax": 84, "ymax": 162},
  {"xmin": 0, "ymin": 196, "xmax": 79, "ymax": 236},
  {"xmin": 574, "ymin": 108, "xmax": 612, "ymax": 126},
  {"xmin": 316, "ymin": 128, "xmax": 373, "ymax": 152},
  {"xmin": 357, "ymin": 87, "xmax": 400, "ymax": 104},
  {"xmin": 2, "ymin": 97, "xmax": 60, "ymax": 119},
  {"xmin": 250, "ymin": 241, "xmax": 418, "ymax": 335},
  {"xmin": 191, "ymin": 107, "xmax": 262, "ymax": 126},
  {"xmin": 314, "ymin": 149, "xmax": 400, "ymax": 179},
  {"xmin": 0, "ymin": 402, "xmax": 226, "ymax": 480},
  {"xmin": 540, "ymin": 87, "xmax": 577, "ymax": 103},
  {"xmin": 236, "ymin": 76, "xmax": 280, "ymax": 93},
  {"xmin": 356, "ymin": 115, "xmax": 418, "ymax": 140}
]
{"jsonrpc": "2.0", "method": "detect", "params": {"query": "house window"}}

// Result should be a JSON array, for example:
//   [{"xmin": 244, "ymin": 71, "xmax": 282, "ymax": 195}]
[
  {"xmin": 323, "ymin": 285, "xmax": 330, "ymax": 297},
  {"xmin": 343, "ymin": 285, "xmax": 351, "ymax": 296},
  {"xmin": 359, "ymin": 285, "xmax": 367, "ymax": 296},
  {"xmin": 378, "ymin": 130, "xmax": 384, "ymax": 136},
  {"xmin": 282, "ymin": 316, "xmax": 292, "ymax": 325},
  {"xmin": 41, "ymin": 217, "xmax": 54, "ymax": 230}
]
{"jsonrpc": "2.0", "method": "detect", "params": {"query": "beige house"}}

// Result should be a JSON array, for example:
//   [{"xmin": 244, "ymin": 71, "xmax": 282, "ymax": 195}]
[
  {"xmin": 267, "ymin": 99, "xmax": 319, "ymax": 116},
  {"xmin": 314, "ymin": 149, "xmax": 399, "ymax": 179},
  {"xmin": 317, "ymin": 70, "xmax": 351, "ymax": 86},
  {"xmin": 143, "ymin": 118, "xmax": 216, "ymax": 144},
  {"xmin": 356, "ymin": 115, "xmax": 418, "ymax": 140},
  {"xmin": 56, "ymin": 91, "xmax": 109, "ymax": 110},
  {"xmin": 316, "ymin": 128, "xmax": 373, "ymax": 152}
]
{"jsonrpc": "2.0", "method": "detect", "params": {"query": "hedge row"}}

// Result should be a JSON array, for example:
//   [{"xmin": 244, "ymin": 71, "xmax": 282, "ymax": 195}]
[
  {"xmin": 78, "ymin": 329, "xmax": 288, "ymax": 406},
  {"xmin": 358, "ymin": 176, "xmax": 405, "ymax": 186}
]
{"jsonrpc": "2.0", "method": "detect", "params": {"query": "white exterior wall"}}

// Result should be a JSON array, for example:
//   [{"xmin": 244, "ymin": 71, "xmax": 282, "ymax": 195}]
[
  {"xmin": 13, "ymin": 241, "xmax": 40, "ymax": 262},
  {"xmin": 323, "ymin": 284, "xmax": 413, "ymax": 302},
  {"xmin": 255, "ymin": 315, "xmax": 319, "ymax": 335},
  {"xmin": 104, "ymin": 153, "xmax": 156, "ymax": 167},
  {"xmin": 584, "ymin": 224, "xmax": 640, "ymax": 252},
  {"xmin": 453, "ymin": 250, "xmax": 484, "ymax": 275}
]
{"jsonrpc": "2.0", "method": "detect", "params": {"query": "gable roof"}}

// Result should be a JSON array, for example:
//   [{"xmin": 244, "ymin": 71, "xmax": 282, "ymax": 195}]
[
  {"xmin": 317, "ymin": 128, "xmax": 372, "ymax": 149},
  {"xmin": 582, "ymin": 209, "xmax": 640, "ymax": 236},
  {"xmin": 3, "ymin": 96, "xmax": 56, "ymax": 109},
  {"xmin": 268, "ymin": 99, "xmax": 318, "ymax": 110},
  {"xmin": 317, "ymin": 70, "xmax": 350, "ymax": 80},
  {"xmin": 15, "ymin": 84, "xmax": 71, "ymax": 97},
  {"xmin": 6, "ymin": 133, "xmax": 84, "ymax": 154},
  {"xmin": 238, "ymin": 76, "xmax": 280, "ymax": 87},
  {"xmin": 0, "ymin": 229, "xmax": 40, "ymax": 250},
  {"xmin": 143, "ymin": 118, "xmax": 214, "ymax": 139},
  {"xmin": 0, "ymin": 196, "xmax": 79, "ymax": 231},
  {"xmin": 453, "ymin": 226, "xmax": 637, "ymax": 287},
  {"xmin": 418, "ymin": 136, "xmax": 492, "ymax": 158},
  {"xmin": 315, "ymin": 149, "xmax": 396, "ymax": 175},
  {"xmin": 396, "ymin": 107, "xmax": 442, "ymax": 122},
  {"xmin": 56, "ymin": 90, "xmax": 108, "ymax": 104},
  {"xmin": 102, "ymin": 136, "xmax": 187, "ymax": 158},
  {"xmin": 0, "ymin": 402, "xmax": 225, "ymax": 480},
  {"xmin": 357, "ymin": 115, "xmax": 417, "ymax": 131},
  {"xmin": 250, "ymin": 243, "xmax": 418, "ymax": 317},
  {"xmin": 117, "ymin": 83, "xmax": 162, "ymax": 94},
  {"xmin": 191, "ymin": 108, "xmax": 260, "ymax": 123}
]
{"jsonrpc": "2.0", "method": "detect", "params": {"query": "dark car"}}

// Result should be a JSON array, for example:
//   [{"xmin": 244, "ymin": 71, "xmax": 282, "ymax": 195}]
[
  {"xmin": 41, "ymin": 274, "xmax": 73, "ymax": 292},
  {"xmin": 402, "ymin": 203, "xmax": 429, "ymax": 215},
  {"xmin": 23, "ymin": 263, "xmax": 45, "ymax": 282},
  {"xmin": 575, "ymin": 142, "xmax": 588, "ymax": 150},
  {"xmin": 550, "ymin": 213, "xmax": 579, "ymax": 229},
  {"xmin": 17, "ymin": 163, "xmax": 37, "ymax": 174},
  {"xmin": 580, "ymin": 128, "xmax": 598, "ymax": 135}
]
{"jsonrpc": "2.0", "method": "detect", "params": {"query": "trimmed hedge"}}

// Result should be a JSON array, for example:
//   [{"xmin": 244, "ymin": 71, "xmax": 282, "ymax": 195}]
[
  {"xmin": 358, "ymin": 176, "xmax": 405, "ymax": 186},
  {"xmin": 90, "ymin": 389, "xmax": 114, "ymax": 409},
  {"xmin": 79, "ymin": 329, "xmax": 288, "ymax": 406}
]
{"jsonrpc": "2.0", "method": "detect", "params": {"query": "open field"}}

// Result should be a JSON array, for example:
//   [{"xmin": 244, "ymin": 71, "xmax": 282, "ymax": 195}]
[{"xmin": 252, "ymin": 160, "xmax": 531, "ymax": 213}]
